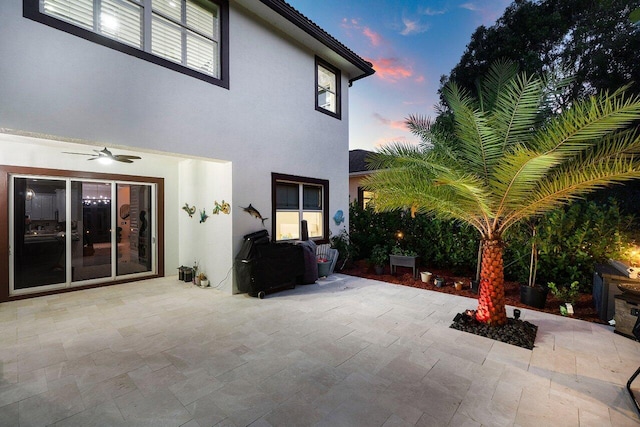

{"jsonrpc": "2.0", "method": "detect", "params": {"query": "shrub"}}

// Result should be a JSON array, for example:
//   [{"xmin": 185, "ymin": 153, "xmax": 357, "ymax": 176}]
[{"xmin": 504, "ymin": 199, "xmax": 634, "ymax": 291}]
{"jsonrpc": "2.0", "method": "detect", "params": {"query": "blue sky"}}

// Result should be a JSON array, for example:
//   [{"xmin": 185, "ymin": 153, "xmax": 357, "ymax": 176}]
[{"xmin": 287, "ymin": 0, "xmax": 512, "ymax": 151}]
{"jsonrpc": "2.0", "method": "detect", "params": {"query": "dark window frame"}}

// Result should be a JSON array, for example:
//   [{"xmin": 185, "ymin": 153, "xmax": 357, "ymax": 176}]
[
  {"xmin": 315, "ymin": 56, "xmax": 341, "ymax": 119},
  {"xmin": 271, "ymin": 173, "xmax": 329, "ymax": 244},
  {"xmin": 0, "ymin": 164, "xmax": 165, "ymax": 303},
  {"xmin": 23, "ymin": 0, "xmax": 230, "ymax": 89}
]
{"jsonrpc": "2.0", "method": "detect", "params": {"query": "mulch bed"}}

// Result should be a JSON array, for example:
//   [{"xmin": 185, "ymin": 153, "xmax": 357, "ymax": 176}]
[{"xmin": 342, "ymin": 260, "xmax": 604, "ymax": 324}]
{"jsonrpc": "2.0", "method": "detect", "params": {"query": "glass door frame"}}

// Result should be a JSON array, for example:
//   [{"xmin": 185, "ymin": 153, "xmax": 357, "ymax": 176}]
[{"xmin": 0, "ymin": 165, "xmax": 165, "ymax": 302}]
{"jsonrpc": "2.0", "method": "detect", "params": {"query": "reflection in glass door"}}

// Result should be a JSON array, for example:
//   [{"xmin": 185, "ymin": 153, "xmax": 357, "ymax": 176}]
[
  {"xmin": 116, "ymin": 184, "xmax": 152, "ymax": 276},
  {"xmin": 12, "ymin": 177, "xmax": 67, "ymax": 290},
  {"xmin": 71, "ymin": 181, "xmax": 113, "ymax": 282},
  {"xmin": 10, "ymin": 175, "xmax": 156, "ymax": 295}
]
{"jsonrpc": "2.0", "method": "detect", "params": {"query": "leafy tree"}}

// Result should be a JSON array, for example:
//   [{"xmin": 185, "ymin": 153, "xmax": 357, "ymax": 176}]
[
  {"xmin": 442, "ymin": 0, "xmax": 640, "ymax": 110},
  {"xmin": 365, "ymin": 61, "xmax": 640, "ymax": 325}
]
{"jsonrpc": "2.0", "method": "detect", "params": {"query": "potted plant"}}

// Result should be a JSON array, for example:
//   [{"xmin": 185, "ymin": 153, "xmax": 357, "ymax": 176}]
[
  {"xmin": 434, "ymin": 276, "xmax": 445, "ymax": 287},
  {"xmin": 198, "ymin": 272, "xmax": 209, "ymax": 288},
  {"xmin": 548, "ymin": 281, "xmax": 579, "ymax": 315},
  {"xmin": 420, "ymin": 271, "xmax": 432, "ymax": 283},
  {"xmin": 520, "ymin": 225, "xmax": 549, "ymax": 308},
  {"xmin": 370, "ymin": 245, "xmax": 388, "ymax": 275}
]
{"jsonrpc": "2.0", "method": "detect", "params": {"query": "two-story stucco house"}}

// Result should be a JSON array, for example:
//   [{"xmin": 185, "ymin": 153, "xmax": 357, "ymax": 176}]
[{"xmin": 0, "ymin": 0, "xmax": 374, "ymax": 301}]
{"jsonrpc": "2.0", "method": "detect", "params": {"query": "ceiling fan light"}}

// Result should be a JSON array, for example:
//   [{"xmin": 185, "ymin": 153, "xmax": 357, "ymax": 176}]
[{"xmin": 98, "ymin": 156, "xmax": 113, "ymax": 165}]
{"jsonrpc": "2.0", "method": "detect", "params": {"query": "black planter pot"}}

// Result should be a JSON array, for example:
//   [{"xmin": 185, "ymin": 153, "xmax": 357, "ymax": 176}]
[
  {"xmin": 470, "ymin": 279, "xmax": 479, "ymax": 294},
  {"xmin": 520, "ymin": 285, "xmax": 548, "ymax": 309},
  {"xmin": 374, "ymin": 265, "xmax": 384, "ymax": 275}
]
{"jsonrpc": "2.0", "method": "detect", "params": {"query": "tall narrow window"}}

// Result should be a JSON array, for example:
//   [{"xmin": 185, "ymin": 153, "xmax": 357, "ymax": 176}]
[
  {"xmin": 315, "ymin": 57, "xmax": 341, "ymax": 119},
  {"xmin": 272, "ymin": 174, "xmax": 329, "ymax": 242}
]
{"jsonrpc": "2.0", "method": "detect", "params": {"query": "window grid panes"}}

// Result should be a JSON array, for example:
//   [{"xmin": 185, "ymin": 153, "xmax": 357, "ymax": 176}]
[
  {"xmin": 275, "ymin": 182, "xmax": 324, "ymax": 241},
  {"xmin": 100, "ymin": 0, "xmax": 142, "ymax": 48},
  {"xmin": 40, "ymin": 0, "xmax": 220, "ymax": 78},
  {"xmin": 317, "ymin": 64, "xmax": 337, "ymax": 113}
]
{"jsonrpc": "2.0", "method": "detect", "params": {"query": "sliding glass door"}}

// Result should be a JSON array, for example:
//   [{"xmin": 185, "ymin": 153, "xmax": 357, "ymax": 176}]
[
  {"xmin": 12, "ymin": 177, "xmax": 67, "ymax": 290},
  {"xmin": 10, "ymin": 175, "xmax": 156, "ymax": 295},
  {"xmin": 116, "ymin": 183, "xmax": 153, "ymax": 276}
]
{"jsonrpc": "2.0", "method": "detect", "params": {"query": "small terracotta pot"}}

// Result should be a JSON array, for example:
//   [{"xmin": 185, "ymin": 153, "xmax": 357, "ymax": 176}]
[{"xmin": 454, "ymin": 281, "xmax": 463, "ymax": 291}]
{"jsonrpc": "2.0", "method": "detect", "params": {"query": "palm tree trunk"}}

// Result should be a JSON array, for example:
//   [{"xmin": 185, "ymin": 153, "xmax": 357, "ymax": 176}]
[{"xmin": 476, "ymin": 238, "xmax": 507, "ymax": 326}]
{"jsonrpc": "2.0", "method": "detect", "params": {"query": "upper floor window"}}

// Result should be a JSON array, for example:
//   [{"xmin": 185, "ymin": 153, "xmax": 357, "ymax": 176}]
[
  {"xmin": 272, "ymin": 173, "xmax": 329, "ymax": 243},
  {"xmin": 25, "ymin": 0, "xmax": 228, "ymax": 87},
  {"xmin": 315, "ymin": 57, "xmax": 341, "ymax": 119}
]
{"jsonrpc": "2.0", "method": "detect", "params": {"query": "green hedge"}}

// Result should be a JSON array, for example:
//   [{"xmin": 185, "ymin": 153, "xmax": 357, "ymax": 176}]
[{"xmin": 347, "ymin": 199, "xmax": 635, "ymax": 290}]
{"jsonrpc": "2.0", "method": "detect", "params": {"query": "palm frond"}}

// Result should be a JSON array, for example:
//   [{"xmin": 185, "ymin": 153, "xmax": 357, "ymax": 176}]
[
  {"xmin": 476, "ymin": 60, "xmax": 519, "ymax": 111},
  {"xmin": 490, "ymin": 72, "xmax": 545, "ymax": 150},
  {"xmin": 533, "ymin": 86, "xmax": 640, "ymax": 156},
  {"xmin": 444, "ymin": 82, "xmax": 503, "ymax": 182},
  {"xmin": 500, "ymin": 155, "xmax": 640, "ymax": 232}
]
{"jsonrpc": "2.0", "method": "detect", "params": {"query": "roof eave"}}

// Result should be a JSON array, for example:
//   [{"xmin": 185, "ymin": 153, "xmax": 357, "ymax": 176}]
[{"xmin": 255, "ymin": 0, "xmax": 375, "ymax": 83}]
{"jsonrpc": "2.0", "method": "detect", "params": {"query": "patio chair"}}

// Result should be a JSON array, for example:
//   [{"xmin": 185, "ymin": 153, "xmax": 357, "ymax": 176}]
[{"xmin": 316, "ymin": 244, "xmax": 338, "ymax": 277}]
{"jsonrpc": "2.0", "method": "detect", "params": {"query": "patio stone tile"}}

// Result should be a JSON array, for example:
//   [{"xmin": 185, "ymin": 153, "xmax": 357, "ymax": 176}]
[
  {"xmin": 53, "ymin": 400, "xmax": 127, "ymax": 427},
  {"xmin": 201, "ymin": 379, "xmax": 278, "ymax": 426},
  {"xmin": 1, "ymin": 275, "xmax": 640, "ymax": 425},
  {"xmin": 18, "ymin": 379, "xmax": 85, "ymax": 427},
  {"xmin": 0, "ymin": 367, "xmax": 47, "ymax": 407},
  {"xmin": 515, "ymin": 386, "xmax": 579, "ymax": 427},
  {"xmin": 168, "ymin": 367, "xmax": 224, "ymax": 406},
  {"xmin": 128, "ymin": 364, "xmax": 187, "ymax": 396},
  {"xmin": 18, "ymin": 342, "xmax": 68, "ymax": 374},
  {"xmin": 78, "ymin": 373, "xmax": 138, "ymax": 408},
  {"xmin": 114, "ymin": 389, "xmax": 192, "ymax": 427},
  {"xmin": 447, "ymin": 411, "xmax": 483, "ymax": 427},
  {"xmin": 185, "ymin": 393, "xmax": 229, "ymax": 427},
  {"xmin": 0, "ymin": 401, "xmax": 19, "ymax": 426},
  {"xmin": 376, "ymin": 355, "xmax": 432, "ymax": 384},
  {"xmin": 315, "ymin": 399, "xmax": 392, "ymax": 427},
  {"xmin": 261, "ymin": 395, "xmax": 324, "ymax": 426}
]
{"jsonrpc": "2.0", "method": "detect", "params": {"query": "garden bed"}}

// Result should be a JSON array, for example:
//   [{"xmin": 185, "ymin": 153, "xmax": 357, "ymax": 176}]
[{"xmin": 342, "ymin": 260, "xmax": 603, "ymax": 324}]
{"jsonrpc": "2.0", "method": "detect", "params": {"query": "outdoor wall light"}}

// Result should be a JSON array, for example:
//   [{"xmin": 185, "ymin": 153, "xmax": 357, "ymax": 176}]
[{"xmin": 513, "ymin": 309, "xmax": 521, "ymax": 320}]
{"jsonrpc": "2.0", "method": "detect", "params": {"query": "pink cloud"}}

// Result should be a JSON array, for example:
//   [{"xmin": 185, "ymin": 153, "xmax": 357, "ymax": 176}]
[
  {"xmin": 367, "ymin": 57, "xmax": 413, "ymax": 82},
  {"xmin": 362, "ymin": 27, "xmax": 382, "ymax": 46},
  {"xmin": 373, "ymin": 113, "xmax": 408, "ymax": 131},
  {"xmin": 341, "ymin": 17, "xmax": 385, "ymax": 47},
  {"xmin": 414, "ymin": 75, "xmax": 425, "ymax": 83}
]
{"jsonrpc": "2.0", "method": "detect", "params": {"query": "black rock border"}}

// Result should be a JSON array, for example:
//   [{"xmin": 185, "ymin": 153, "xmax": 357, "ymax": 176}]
[{"xmin": 450, "ymin": 311, "xmax": 538, "ymax": 350}]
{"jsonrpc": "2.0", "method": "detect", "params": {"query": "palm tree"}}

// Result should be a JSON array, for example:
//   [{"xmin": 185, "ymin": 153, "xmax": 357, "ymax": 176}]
[{"xmin": 364, "ymin": 61, "xmax": 640, "ymax": 325}]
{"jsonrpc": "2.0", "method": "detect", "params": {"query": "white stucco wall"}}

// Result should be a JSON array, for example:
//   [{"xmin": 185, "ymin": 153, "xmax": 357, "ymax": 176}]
[{"xmin": 0, "ymin": 0, "xmax": 355, "ymax": 294}]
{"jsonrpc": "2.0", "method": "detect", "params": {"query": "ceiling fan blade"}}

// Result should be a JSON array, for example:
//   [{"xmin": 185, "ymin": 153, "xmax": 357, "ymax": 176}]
[
  {"xmin": 62, "ymin": 151, "xmax": 94, "ymax": 156},
  {"xmin": 113, "ymin": 155, "xmax": 142, "ymax": 161},
  {"xmin": 63, "ymin": 147, "xmax": 139, "ymax": 163}
]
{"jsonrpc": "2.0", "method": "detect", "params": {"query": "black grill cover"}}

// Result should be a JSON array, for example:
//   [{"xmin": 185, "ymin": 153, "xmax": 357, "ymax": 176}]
[{"xmin": 235, "ymin": 230, "xmax": 304, "ymax": 296}]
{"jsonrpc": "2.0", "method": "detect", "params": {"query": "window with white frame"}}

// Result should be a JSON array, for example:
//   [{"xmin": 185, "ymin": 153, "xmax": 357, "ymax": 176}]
[
  {"xmin": 315, "ymin": 57, "xmax": 341, "ymax": 119},
  {"xmin": 272, "ymin": 174, "xmax": 329, "ymax": 242},
  {"xmin": 26, "ymin": 0, "xmax": 226, "ymax": 85}
]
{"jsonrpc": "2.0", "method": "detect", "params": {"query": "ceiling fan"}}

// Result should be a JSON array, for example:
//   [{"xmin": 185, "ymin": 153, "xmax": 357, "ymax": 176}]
[{"xmin": 62, "ymin": 147, "xmax": 142, "ymax": 164}]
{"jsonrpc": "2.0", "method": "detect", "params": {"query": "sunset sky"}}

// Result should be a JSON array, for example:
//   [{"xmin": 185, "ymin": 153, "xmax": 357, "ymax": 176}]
[{"xmin": 287, "ymin": 0, "xmax": 512, "ymax": 151}]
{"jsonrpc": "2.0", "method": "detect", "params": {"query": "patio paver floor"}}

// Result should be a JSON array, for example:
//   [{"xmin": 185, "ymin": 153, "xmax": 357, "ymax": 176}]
[{"xmin": 0, "ymin": 274, "xmax": 639, "ymax": 426}]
